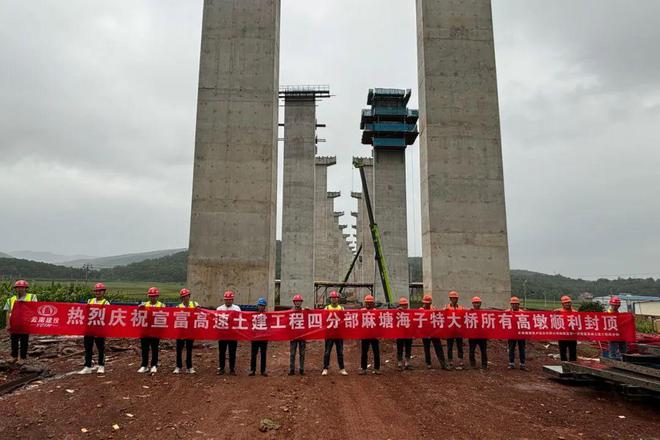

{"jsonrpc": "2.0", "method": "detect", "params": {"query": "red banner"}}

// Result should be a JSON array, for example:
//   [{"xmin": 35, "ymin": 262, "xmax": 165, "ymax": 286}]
[{"xmin": 8, "ymin": 302, "xmax": 635, "ymax": 342}]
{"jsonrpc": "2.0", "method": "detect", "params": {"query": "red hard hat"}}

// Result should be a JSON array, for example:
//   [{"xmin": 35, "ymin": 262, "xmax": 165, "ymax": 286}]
[
  {"xmin": 422, "ymin": 295, "xmax": 432, "ymax": 304},
  {"xmin": 560, "ymin": 295, "xmax": 572, "ymax": 304},
  {"xmin": 364, "ymin": 294, "xmax": 375, "ymax": 303},
  {"xmin": 223, "ymin": 290, "xmax": 235, "ymax": 300},
  {"xmin": 471, "ymin": 296, "xmax": 482, "ymax": 303},
  {"xmin": 609, "ymin": 296, "xmax": 621, "ymax": 305},
  {"xmin": 292, "ymin": 294, "xmax": 303, "ymax": 302},
  {"xmin": 93, "ymin": 282, "xmax": 106, "ymax": 292},
  {"xmin": 179, "ymin": 288, "xmax": 191, "ymax": 297},
  {"xmin": 448, "ymin": 291, "xmax": 459, "ymax": 299},
  {"xmin": 510, "ymin": 296, "xmax": 520, "ymax": 304},
  {"xmin": 14, "ymin": 280, "xmax": 29, "ymax": 288},
  {"xmin": 399, "ymin": 297, "xmax": 409, "ymax": 306},
  {"xmin": 329, "ymin": 291, "xmax": 340, "ymax": 299},
  {"xmin": 147, "ymin": 287, "xmax": 160, "ymax": 297}
]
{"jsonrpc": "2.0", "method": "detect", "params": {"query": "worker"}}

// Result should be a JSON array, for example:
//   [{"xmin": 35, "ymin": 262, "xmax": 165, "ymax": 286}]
[
  {"xmin": 174, "ymin": 288, "xmax": 199, "ymax": 374},
  {"xmin": 507, "ymin": 296, "xmax": 527, "ymax": 370},
  {"xmin": 420, "ymin": 295, "xmax": 448, "ymax": 370},
  {"xmin": 445, "ymin": 290, "xmax": 465, "ymax": 370},
  {"xmin": 79, "ymin": 283, "xmax": 110, "ymax": 375},
  {"xmin": 216, "ymin": 290, "xmax": 240, "ymax": 375},
  {"xmin": 289, "ymin": 294, "xmax": 306, "ymax": 376},
  {"xmin": 555, "ymin": 295, "xmax": 578, "ymax": 362},
  {"xmin": 137, "ymin": 287, "xmax": 164, "ymax": 374},
  {"xmin": 607, "ymin": 297, "xmax": 627, "ymax": 360},
  {"xmin": 468, "ymin": 296, "xmax": 488, "ymax": 369},
  {"xmin": 322, "ymin": 290, "xmax": 348, "ymax": 376},
  {"xmin": 359, "ymin": 294, "xmax": 381, "ymax": 375},
  {"xmin": 396, "ymin": 297, "xmax": 413, "ymax": 371},
  {"xmin": 3, "ymin": 280, "xmax": 38, "ymax": 365},
  {"xmin": 249, "ymin": 297, "xmax": 269, "ymax": 376}
]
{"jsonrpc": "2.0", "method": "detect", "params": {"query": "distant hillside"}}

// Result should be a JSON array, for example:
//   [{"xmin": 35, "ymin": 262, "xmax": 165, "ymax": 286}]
[
  {"xmin": 9, "ymin": 250, "xmax": 96, "ymax": 265},
  {"xmin": 2, "ymin": 250, "xmax": 660, "ymax": 298},
  {"xmin": 63, "ymin": 248, "xmax": 186, "ymax": 269},
  {"xmin": 0, "ymin": 251, "xmax": 13, "ymax": 258}
]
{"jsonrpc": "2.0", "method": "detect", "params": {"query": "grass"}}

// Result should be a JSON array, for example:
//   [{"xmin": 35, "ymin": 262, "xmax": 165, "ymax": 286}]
[
  {"xmin": 100, "ymin": 281, "xmax": 185, "ymax": 301},
  {"xmin": 521, "ymin": 298, "xmax": 575, "ymax": 311}
]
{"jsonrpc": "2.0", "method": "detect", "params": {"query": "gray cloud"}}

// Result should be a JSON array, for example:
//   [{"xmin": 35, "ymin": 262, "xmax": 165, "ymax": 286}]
[{"xmin": 1, "ymin": 0, "xmax": 658, "ymax": 279}]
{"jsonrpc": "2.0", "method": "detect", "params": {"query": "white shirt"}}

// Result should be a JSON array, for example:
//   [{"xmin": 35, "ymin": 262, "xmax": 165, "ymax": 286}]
[{"xmin": 216, "ymin": 304, "xmax": 241, "ymax": 312}]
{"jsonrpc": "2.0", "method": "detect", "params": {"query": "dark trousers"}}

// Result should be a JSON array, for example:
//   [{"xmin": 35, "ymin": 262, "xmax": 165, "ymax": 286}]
[
  {"xmin": 559, "ymin": 340, "xmax": 577, "ymax": 361},
  {"xmin": 176, "ymin": 339, "xmax": 194, "ymax": 369},
  {"xmin": 218, "ymin": 340, "xmax": 238, "ymax": 372},
  {"xmin": 250, "ymin": 341, "xmax": 268, "ymax": 374},
  {"xmin": 140, "ymin": 337, "xmax": 159, "ymax": 367},
  {"xmin": 422, "ymin": 338, "xmax": 446, "ymax": 367},
  {"xmin": 360, "ymin": 339, "xmax": 380, "ymax": 370},
  {"xmin": 289, "ymin": 340, "xmax": 306, "ymax": 372},
  {"xmin": 508, "ymin": 339, "xmax": 526, "ymax": 365},
  {"xmin": 323, "ymin": 339, "xmax": 344, "ymax": 370},
  {"xmin": 10, "ymin": 333, "xmax": 29, "ymax": 359},
  {"xmin": 447, "ymin": 337, "xmax": 464, "ymax": 361},
  {"xmin": 468, "ymin": 339, "xmax": 488, "ymax": 368},
  {"xmin": 396, "ymin": 338, "xmax": 413, "ymax": 362},
  {"xmin": 83, "ymin": 336, "xmax": 106, "ymax": 367},
  {"xmin": 608, "ymin": 341, "xmax": 627, "ymax": 360}
]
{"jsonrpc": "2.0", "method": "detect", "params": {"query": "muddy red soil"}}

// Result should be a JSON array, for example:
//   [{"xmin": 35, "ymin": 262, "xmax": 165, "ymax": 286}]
[{"xmin": 0, "ymin": 336, "xmax": 658, "ymax": 440}]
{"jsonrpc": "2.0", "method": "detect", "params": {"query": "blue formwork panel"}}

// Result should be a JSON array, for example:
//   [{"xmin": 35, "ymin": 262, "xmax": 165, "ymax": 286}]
[{"xmin": 372, "ymin": 137, "xmax": 407, "ymax": 148}]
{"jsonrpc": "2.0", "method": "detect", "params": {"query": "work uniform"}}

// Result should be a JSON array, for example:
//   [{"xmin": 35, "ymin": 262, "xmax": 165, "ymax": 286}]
[
  {"xmin": 360, "ymin": 308, "xmax": 380, "ymax": 372},
  {"xmin": 176, "ymin": 300, "xmax": 198, "ymax": 370},
  {"xmin": 508, "ymin": 308, "xmax": 527, "ymax": 369},
  {"xmin": 468, "ymin": 307, "xmax": 488, "ymax": 369},
  {"xmin": 289, "ymin": 310, "xmax": 306, "ymax": 374},
  {"xmin": 216, "ymin": 303, "xmax": 241, "ymax": 374},
  {"xmin": 556, "ymin": 307, "xmax": 577, "ymax": 361},
  {"xmin": 4, "ymin": 293, "xmax": 38, "ymax": 360},
  {"xmin": 323, "ymin": 303, "xmax": 345, "ymax": 371},
  {"xmin": 420, "ymin": 306, "xmax": 447, "ymax": 369},
  {"xmin": 84, "ymin": 297, "xmax": 109, "ymax": 369},
  {"xmin": 607, "ymin": 307, "xmax": 627, "ymax": 360},
  {"xmin": 140, "ymin": 300, "xmax": 164, "ymax": 368},
  {"xmin": 445, "ymin": 303, "xmax": 465, "ymax": 366}
]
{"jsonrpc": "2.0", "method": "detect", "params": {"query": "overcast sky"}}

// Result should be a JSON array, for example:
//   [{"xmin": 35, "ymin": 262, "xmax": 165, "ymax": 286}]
[{"xmin": 1, "ymin": 0, "xmax": 659, "ymax": 279}]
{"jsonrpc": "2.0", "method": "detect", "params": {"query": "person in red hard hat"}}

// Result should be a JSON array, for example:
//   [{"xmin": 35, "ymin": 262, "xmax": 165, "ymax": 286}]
[
  {"xmin": 359, "ymin": 294, "xmax": 381, "ymax": 375},
  {"xmin": 468, "ymin": 296, "xmax": 488, "ymax": 370},
  {"xmin": 137, "ymin": 287, "xmax": 164, "ymax": 374},
  {"xmin": 174, "ymin": 288, "xmax": 199, "ymax": 375},
  {"xmin": 322, "ymin": 291, "xmax": 347, "ymax": 376},
  {"xmin": 507, "ymin": 297, "xmax": 527, "ymax": 370},
  {"xmin": 420, "ymin": 295, "xmax": 448, "ymax": 370},
  {"xmin": 607, "ymin": 296, "xmax": 627, "ymax": 360},
  {"xmin": 445, "ymin": 290, "xmax": 465, "ymax": 370},
  {"xmin": 79, "ymin": 283, "xmax": 110, "ymax": 375},
  {"xmin": 396, "ymin": 297, "xmax": 413, "ymax": 371},
  {"xmin": 555, "ymin": 295, "xmax": 577, "ymax": 362},
  {"xmin": 216, "ymin": 290, "xmax": 240, "ymax": 375},
  {"xmin": 289, "ymin": 294, "xmax": 306, "ymax": 376},
  {"xmin": 4, "ymin": 280, "xmax": 38, "ymax": 365}
]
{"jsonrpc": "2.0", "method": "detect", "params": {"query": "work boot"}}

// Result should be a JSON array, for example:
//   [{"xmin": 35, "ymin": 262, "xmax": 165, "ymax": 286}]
[
  {"xmin": 217, "ymin": 368, "xmax": 225, "ymax": 375},
  {"xmin": 248, "ymin": 371, "xmax": 256, "ymax": 376},
  {"xmin": 137, "ymin": 366, "xmax": 149, "ymax": 373},
  {"xmin": 426, "ymin": 364, "xmax": 433, "ymax": 370},
  {"xmin": 455, "ymin": 361, "xmax": 464, "ymax": 371},
  {"xmin": 288, "ymin": 369, "xmax": 295, "ymax": 376},
  {"xmin": 97, "ymin": 366, "xmax": 105, "ymax": 374},
  {"xmin": 373, "ymin": 369, "xmax": 382, "ymax": 375},
  {"xmin": 404, "ymin": 361, "xmax": 412, "ymax": 370},
  {"xmin": 299, "ymin": 369, "xmax": 304, "ymax": 376},
  {"xmin": 16, "ymin": 358, "xmax": 24, "ymax": 366},
  {"xmin": 150, "ymin": 366, "xmax": 157, "ymax": 374},
  {"xmin": 78, "ymin": 367, "xmax": 93, "ymax": 375},
  {"xmin": 508, "ymin": 363, "xmax": 515, "ymax": 370},
  {"xmin": 358, "ymin": 369, "xmax": 367, "ymax": 375},
  {"xmin": 321, "ymin": 369, "xmax": 328, "ymax": 376},
  {"xmin": 261, "ymin": 372, "xmax": 268, "ymax": 377},
  {"xmin": 173, "ymin": 367, "xmax": 181, "ymax": 374},
  {"xmin": 397, "ymin": 362, "xmax": 404, "ymax": 371},
  {"xmin": 339, "ymin": 369, "xmax": 349, "ymax": 376},
  {"xmin": 441, "ymin": 363, "xmax": 450, "ymax": 371},
  {"xmin": 188, "ymin": 368, "xmax": 196, "ymax": 374},
  {"xmin": 520, "ymin": 365, "xmax": 527, "ymax": 371}
]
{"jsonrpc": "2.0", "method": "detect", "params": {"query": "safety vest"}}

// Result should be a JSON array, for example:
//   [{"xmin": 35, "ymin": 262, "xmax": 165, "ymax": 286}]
[
  {"xmin": 9, "ymin": 293, "xmax": 36, "ymax": 311},
  {"xmin": 325, "ymin": 304, "xmax": 344, "ymax": 311},
  {"xmin": 143, "ymin": 301, "xmax": 164, "ymax": 308},
  {"xmin": 178, "ymin": 301, "xmax": 198, "ymax": 308},
  {"xmin": 88, "ymin": 298, "xmax": 110, "ymax": 305},
  {"xmin": 444, "ymin": 304, "xmax": 465, "ymax": 311}
]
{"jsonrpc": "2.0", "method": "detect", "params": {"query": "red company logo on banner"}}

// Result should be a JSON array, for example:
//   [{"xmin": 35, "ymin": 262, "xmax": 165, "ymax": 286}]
[{"xmin": 9, "ymin": 302, "xmax": 636, "ymax": 342}]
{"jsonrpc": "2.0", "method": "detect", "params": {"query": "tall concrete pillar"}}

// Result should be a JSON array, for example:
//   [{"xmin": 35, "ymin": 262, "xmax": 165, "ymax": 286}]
[
  {"xmin": 314, "ymin": 157, "xmax": 336, "ymax": 283},
  {"xmin": 373, "ymin": 149, "xmax": 410, "ymax": 300},
  {"xmin": 280, "ymin": 96, "xmax": 316, "ymax": 303},
  {"xmin": 188, "ymin": 0, "xmax": 280, "ymax": 307},
  {"xmin": 416, "ymin": 0, "xmax": 511, "ymax": 308}
]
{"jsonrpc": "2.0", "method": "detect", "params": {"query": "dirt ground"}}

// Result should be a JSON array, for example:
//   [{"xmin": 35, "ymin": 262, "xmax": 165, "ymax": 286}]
[{"xmin": 0, "ymin": 336, "xmax": 658, "ymax": 440}]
